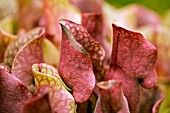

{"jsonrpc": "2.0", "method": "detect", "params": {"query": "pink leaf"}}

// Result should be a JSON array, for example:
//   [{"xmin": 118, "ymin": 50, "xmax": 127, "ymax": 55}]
[
  {"xmin": 82, "ymin": 13, "xmax": 112, "ymax": 79},
  {"xmin": 94, "ymin": 80, "xmax": 130, "ymax": 113},
  {"xmin": 105, "ymin": 24, "xmax": 158, "ymax": 113},
  {"xmin": 0, "ymin": 68, "xmax": 31, "ymax": 113},
  {"xmin": 32, "ymin": 63, "xmax": 76, "ymax": 113},
  {"xmin": 11, "ymin": 28, "xmax": 44, "ymax": 88},
  {"xmin": 4, "ymin": 27, "xmax": 44, "ymax": 67},
  {"xmin": 82, "ymin": 13, "xmax": 103, "ymax": 43},
  {"xmin": 59, "ymin": 19, "xmax": 105, "ymax": 81},
  {"xmin": 58, "ymin": 22, "xmax": 95, "ymax": 103}
]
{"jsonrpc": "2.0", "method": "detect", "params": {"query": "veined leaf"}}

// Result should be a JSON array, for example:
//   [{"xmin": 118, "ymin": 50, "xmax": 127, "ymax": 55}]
[
  {"xmin": 59, "ymin": 19, "xmax": 105, "ymax": 82},
  {"xmin": 4, "ymin": 27, "xmax": 44, "ymax": 67},
  {"xmin": 58, "ymin": 22, "xmax": 95, "ymax": 103},
  {"xmin": 11, "ymin": 28, "xmax": 44, "ymax": 89},
  {"xmin": 32, "ymin": 63, "xmax": 76, "ymax": 113},
  {"xmin": 105, "ymin": 24, "xmax": 158, "ymax": 113},
  {"xmin": 0, "ymin": 68, "xmax": 31, "ymax": 113},
  {"xmin": 94, "ymin": 80, "xmax": 130, "ymax": 113}
]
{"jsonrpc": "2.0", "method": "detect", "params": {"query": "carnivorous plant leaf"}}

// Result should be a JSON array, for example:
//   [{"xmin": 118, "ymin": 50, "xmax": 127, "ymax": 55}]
[
  {"xmin": 32, "ymin": 63, "xmax": 76, "ymax": 113},
  {"xmin": 58, "ymin": 22, "xmax": 95, "ymax": 103},
  {"xmin": 4, "ymin": 27, "xmax": 44, "ymax": 67},
  {"xmin": 59, "ymin": 19, "xmax": 105, "ymax": 82},
  {"xmin": 0, "ymin": 68, "xmax": 31, "ymax": 113},
  {"xmin": 11, "ymin": 28, "xmax": 44, "ymax": 88},
  {"xmin": 94, "ymin": 80, "xmax": 130, "ymax": 113},
  {"xmin": 105, "ymin": 24, "xmax": 158, "ymax": 113}
]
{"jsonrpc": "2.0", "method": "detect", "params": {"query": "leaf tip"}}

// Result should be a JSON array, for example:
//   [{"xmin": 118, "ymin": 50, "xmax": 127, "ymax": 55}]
[{"xmin": 59, "ymin": 20, "xmax": 89, "ymax": 56}]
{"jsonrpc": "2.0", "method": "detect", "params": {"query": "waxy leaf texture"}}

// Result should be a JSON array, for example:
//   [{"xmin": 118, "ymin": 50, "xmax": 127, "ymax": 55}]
[
  {"xmin": 0, "ymin": 68, "xmax": 31, "ymax": 113},
  {"xmin": 0, "ymin": 1, "xmax": 163, "ymax": 112},
  {"xmin": 59, "ymin": 19, "xmax": 105, "ymax": 82},
  {"xmin": 58, "ymin": 22, "xmax": 95, "ymax": 103},
  {"xmin": 82, "ymin": 13, "xmax": 107, "ymax": 81},
  {"xmin": 82, "ymin": 13, "xmax": 103, "ymax": 44},
  {"xmin": 32, "ymin": 63, "xmax": 76, "ymax": 113},
  {"xmin": 95, "ymin": 80, "xmax": 130, "ymax": 113},
  {"xmin": 105, "ymin": 24, "xmax": 158, "ymax": 113},
  {"xmin": 11, "ymin": 28, "xmax": 44, "ymax": 89},
  {"xmin": 4, "ymin": 27, "xmax": 44, "ymax": 67}
]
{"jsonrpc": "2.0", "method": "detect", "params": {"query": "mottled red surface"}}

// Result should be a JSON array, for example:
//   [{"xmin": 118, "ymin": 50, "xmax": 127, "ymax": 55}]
[
  {"xmin": 12, "ymin": 29, "xmax": 44, "ymax": 88},
  {"xmin": 105, "ymin": 24, "xmax": 158, "ymax": 113},
  {"xmin": 0, "ymin": 68, "xmax": 31, "ymax": 113},
  {"xmin": 94, "ymin": 80, "xmax": 129, "ymax": 113},
  {"xmin": 4, "ymin": 27, "xmax": 44, "ymax": 67},
  {"xmin": 82, "ymin": 13, "xmax": 103, "ymax": 44},
  {"xmin": 82, "ymin": 12, "xmax": 112, "ymax": 69},
  {"xmin": 82, "ymin": 13, "xmax": 108, "ymax": 81},
  {"xmin": 59, "ymin": 19, "xmax": 105, "ymax": 81},
  {"xmin": 58, "ymin": 22, "xmax": 95, "ymax": 103}
]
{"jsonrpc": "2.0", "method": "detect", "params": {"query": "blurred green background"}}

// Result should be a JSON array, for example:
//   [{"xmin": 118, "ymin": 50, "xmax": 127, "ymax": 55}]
[{"xmin": 105, "ymin": 0, "xmax": 170, "ymax": 15}]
